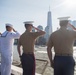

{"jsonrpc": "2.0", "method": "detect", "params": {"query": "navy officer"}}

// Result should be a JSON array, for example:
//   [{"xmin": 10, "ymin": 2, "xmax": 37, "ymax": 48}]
[{"xmin": 0, "ymin": 23, "xmax": 20, "ymax": 75}]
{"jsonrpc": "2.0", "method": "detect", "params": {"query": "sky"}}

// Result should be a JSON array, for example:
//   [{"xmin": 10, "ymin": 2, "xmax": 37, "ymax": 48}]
[{"xmin": 0, "ymin": 0, "xmax": 76, "ymax": 34}]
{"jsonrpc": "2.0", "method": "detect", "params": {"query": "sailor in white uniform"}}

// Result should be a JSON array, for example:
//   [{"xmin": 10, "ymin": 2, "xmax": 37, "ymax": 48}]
[{"xmin": 0, "ymin": 23, "xmax": 20, "ymax": 75}]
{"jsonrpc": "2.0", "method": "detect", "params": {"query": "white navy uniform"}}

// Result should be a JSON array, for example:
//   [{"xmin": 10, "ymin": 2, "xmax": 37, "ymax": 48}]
[{"xmin": 0, "ymin": 30, "xmax": 20, "ymax": 75}]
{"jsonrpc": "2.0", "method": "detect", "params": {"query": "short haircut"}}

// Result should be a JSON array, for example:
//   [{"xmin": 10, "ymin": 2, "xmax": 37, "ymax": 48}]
[
  {"xmin": 6, "ymin": 26, "xmax": 11, "ymax": 28},
  {"xmin": 25, "ymin": 24, "xmax": 33, "ymax": 29},
  {"xmin": 60, "ymin": 20, "xmax": 69, "ymax": 26}
]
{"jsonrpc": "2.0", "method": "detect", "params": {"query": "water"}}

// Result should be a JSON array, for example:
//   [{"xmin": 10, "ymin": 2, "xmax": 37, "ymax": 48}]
[
  {"xmin": 13, "ymin": 45, "xmax": 48, "ymax": 63},
  {"xmin": 1, "ymin": 45, "xmax": 76, "ymax": 75},
  {"xmin": 13, "ymin": 45, "xmax": 20, "ymax": 62},
  {"xmin": 73, "ymin": 47, "xmax": 76, "ymax": 62},
  {"xmin": 13, "ymin": 45, "xmax": 76, "ymax": 62},
  {"xmin": 13, "ymin": 45, "xmax": 76, "ymax": 75}
]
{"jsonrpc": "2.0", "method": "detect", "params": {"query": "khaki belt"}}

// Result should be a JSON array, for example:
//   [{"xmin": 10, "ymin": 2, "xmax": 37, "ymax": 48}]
[{"xmin": 55, "ymin": 53, "xmax": 73, "ymax": 56}]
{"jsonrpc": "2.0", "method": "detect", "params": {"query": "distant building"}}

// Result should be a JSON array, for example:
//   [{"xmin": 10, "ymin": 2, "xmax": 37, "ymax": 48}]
[
  {"xmin": 67, "ymin": 20, "xmax": 73, "ymax": 30},
  {"xmin": 44, "ymin": 9, "xmax": 52, "ymax": 42},
  {"xmin": 32, "ymin": 28, "xmax": 35, "ymax": 32},
  {"xmin": 37, "ymin": 25, "xmax": 43, "ymax": 30},
  {"xmin": 35, "ymin": 25, "xmax": 46, "ymax": 45},
  {"xmin": 14, "ymin": 39, "xmax": 18, "ymax": 45},
  {"xmin": 72, "ymin": 20, "xmax": 76, "ymax": 27}
]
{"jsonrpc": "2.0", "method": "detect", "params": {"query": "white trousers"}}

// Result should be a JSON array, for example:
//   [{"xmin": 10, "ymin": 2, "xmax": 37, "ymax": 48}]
[{"xmin": 1, "ymin": 53, "xmax": 13, "ymax": 75}]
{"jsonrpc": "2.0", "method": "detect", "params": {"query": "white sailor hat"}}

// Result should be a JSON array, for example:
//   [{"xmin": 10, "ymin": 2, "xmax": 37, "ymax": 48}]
[
  {"xmin": 6, "ymin": 23, "xmax": 13, "ymax": 28},
  {"xmin": 58, "ymin": 16, "xmax": 70, "ymax": 21},
  {"xmin": 23, "ymin": 21, "xmax": 34, "ymax": 25}
]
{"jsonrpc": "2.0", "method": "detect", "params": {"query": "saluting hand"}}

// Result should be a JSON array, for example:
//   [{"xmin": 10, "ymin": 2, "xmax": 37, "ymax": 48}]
[
  {"xmin": 68, "ymin": 23, "xmax": 76, "ymax": 30},
  {"xmin": 13, "ymin": 29, "xmax": 17, "ymax": 32},
  {"xmin": 32, "ymin": 26, "xmax": 42, "ymax": 31},
  {"xmin": 32, "ymin": 26, "xmax": 38, "ymax": 30}
]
